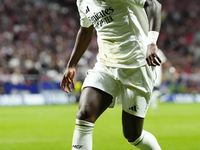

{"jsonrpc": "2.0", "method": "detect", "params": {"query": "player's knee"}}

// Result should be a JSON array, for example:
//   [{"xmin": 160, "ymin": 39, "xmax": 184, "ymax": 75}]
[
  {"xmin": 76, "ymin": 106, "xmax": 96, "ymax": 123},
  {"xmin": 76, "ymin": 109, "xmax": 91, "ymax": 121}
]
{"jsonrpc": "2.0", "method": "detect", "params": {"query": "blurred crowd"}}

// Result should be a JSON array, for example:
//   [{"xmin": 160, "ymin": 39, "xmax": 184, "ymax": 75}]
[
  {"xmin": 0, "ymin": 0, "xmax": 200, "ymax": 93},
  {"xmin": 158, "ymin": 0, "xmax": 200, "ymax": 93},
  {"xmin": 0, "ymin": 0, "xmax": 97, "ymax": 92}
]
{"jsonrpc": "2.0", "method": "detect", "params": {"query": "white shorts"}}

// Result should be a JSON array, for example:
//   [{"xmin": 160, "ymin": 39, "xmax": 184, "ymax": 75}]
[{"xmin": 82, "ymin": 63, "xmax": 156, "ymax": 118}]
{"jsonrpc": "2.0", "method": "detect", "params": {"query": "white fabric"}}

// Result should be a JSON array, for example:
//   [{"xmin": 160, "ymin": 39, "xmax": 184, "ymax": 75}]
[
  {"xmin": 76, "ymin": 0, "xmax": 149, "ymax": 68},
  {"xmin": 147, "ymin": 31, "xmax": 159, "ymax": 45},
  {"xmin": 72, "ymin": 119, "xmax": 94, "ymax": 150},
  {"xmin": 82, "ymin": 63, "xmax": 156, "ymax": 118},
  {"xmin": 150, "ymin": 90, "xmax": 162, "ymax": 110},
  {"xmin": 154, "ymin": 49, "xmax": 167, "ymax": 87},
  {"xmin": 129, "ymin": 130, "xmax": 161, "ymax": 150}
]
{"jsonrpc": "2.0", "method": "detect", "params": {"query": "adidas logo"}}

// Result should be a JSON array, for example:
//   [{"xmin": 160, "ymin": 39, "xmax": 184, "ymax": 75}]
[
  {"xmin": 129, "ymin": 106, "xmax": 137, "ymax": 112},
  {"xmin": 85, "ymin": 6, "xmax": 90, "ymax": 14}
]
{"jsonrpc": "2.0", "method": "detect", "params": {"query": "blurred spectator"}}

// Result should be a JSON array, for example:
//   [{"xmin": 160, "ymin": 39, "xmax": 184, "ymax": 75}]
[
  {"xmin": 0, "ymin": 0, "xmax": 97, "ymax": 83},
  {"xmin": 10, "ymin": 67, "xmax": 25, "ymax": 85},
  {"xmin": 0, "ymin": 0, "xmax": 200, "ymax": 93},
  {"xmin": 158, "ymin": 0, "xmax": 200, "ymax": 93}
]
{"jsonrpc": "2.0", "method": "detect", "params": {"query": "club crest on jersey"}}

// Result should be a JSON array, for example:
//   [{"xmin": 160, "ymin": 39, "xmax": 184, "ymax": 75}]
[{"xmin": 100, "ymin": 0, "xmax": 106, "ymax": 4}]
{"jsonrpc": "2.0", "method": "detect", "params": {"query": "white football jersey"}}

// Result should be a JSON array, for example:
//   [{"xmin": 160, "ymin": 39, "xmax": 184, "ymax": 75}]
[{"xmin": 77, "ymin": 0, "xmax": 149, "ymax": 68}]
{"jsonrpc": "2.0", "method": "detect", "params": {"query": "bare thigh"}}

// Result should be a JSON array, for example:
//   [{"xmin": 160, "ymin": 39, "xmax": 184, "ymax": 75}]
[
  {"xmin": 122, "ymin": 110, "xmax": 144, "ymax": 142},
  {"xmin": 76, "ymin": 87, "xmax": 113, "ymax": 123}
]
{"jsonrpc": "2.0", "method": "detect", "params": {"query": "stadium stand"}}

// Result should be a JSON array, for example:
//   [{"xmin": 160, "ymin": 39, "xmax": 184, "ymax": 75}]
[{"xmin": 0, "ymin": 0, "xmax": 200, "ymax": 95}]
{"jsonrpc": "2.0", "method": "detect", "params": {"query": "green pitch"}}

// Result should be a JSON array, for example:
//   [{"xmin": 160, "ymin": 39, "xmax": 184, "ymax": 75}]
[{"xmin": 0, "ymin": 103, "xmax": 200, "ymax": 150}]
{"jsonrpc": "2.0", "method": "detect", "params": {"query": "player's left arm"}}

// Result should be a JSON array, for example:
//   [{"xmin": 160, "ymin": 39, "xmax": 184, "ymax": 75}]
[{"xmin": 144, "ymin": 0, "xmax": 162, "ymax": 66}]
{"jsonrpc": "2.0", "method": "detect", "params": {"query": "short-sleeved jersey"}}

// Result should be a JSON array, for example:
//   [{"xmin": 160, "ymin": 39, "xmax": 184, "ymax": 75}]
[{"xmin": 77, "ymin": 0, "xmax": 149, "ymax": 68}]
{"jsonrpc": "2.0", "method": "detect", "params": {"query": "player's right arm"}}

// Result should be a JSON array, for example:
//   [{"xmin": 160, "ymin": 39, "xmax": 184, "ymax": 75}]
[
  {"xmin": 144, "ymin": 0, "xmax": 162, "ymax": 32},
  {"xmin": 60, "ymin": 25, "xmax": 94, "ymax": 93},
  {"xmin": 144, "ymin": 0, "xmax": 162, "ymax": 66}
]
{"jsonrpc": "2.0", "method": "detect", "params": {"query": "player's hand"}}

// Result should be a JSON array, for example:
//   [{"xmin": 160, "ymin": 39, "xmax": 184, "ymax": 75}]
[
  {"xmin": 146, "ymin": 44, "xmax": 162, "ymax": 66},
  {"xmin": 60, "ymin": 67, "xmax": 76, "ymax": 93}
]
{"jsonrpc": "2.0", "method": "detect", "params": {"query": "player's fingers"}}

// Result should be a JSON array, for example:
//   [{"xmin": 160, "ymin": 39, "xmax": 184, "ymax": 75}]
[
  {"xmin": 63, "ymin": 77, "xmax": 72, "ymax": 92},
  {"xmin": 151, "ymin": 62, "xmax": 157, "ymax": 66},
  {"xmin": 60, "ymin": 77, "xmax": 70, "ymax": 93},
  {"xmin": 68, "ymin": 78, "xmax": 72, "ymax": 83},
  {"xmin": 71, "ymin": 80, "xmax": 76, "ymax": 89},
  {"xmin": 146, "ymin": 58, "xmax": 151, "ymax": 66},
  {"xmin": 66, "ymin": 83, "xmax": 72, "ymax": 92},
  {"xmin": 156, "ymin": 56, "xmax": 162, "ymax": 64},
  {"xmin": 63, "ymin": 87, "xmax": 70, "ymax": 93},
  {"xmin": 150, "ymin": 55, "xmax": 157, "ymax": 66},
  {"xmin": 61, "ymin": 82, "xmax": 70, "ymax": 93},
  {"xmin": 153, "ymin": 57, "xmax": 161, "ymax": 66},
  {"xmin": 60, "ymin": 77, "xmax": 65, "ymax": 90},
  {"xmin": 153, "ymin": 54, "xmax": 162, "ymax": 66}
]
